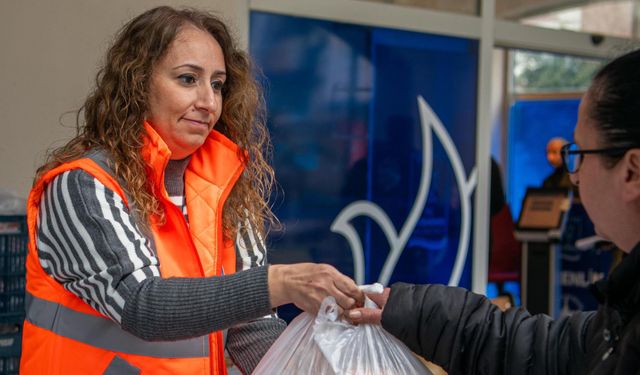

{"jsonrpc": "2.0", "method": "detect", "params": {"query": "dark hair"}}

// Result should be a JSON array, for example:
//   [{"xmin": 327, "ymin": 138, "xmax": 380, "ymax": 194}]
[
  {"xmin": 589, "ymin": 48, "xmax": 640, "ymax": 167},
  {"xmin": 36, "ymin": 6, "xmax": 276, "ymax": 237}
]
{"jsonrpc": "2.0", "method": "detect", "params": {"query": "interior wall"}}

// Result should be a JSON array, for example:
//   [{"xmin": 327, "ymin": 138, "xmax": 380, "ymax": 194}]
[{"xmin": 0, "ymin": 0, "xmax": 248, "ymax": 200}]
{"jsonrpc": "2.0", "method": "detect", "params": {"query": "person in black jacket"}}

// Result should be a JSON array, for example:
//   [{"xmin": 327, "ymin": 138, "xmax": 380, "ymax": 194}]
[{"xmin": 348, "ymin": 48, "xmax": 640, "ymax": 375}]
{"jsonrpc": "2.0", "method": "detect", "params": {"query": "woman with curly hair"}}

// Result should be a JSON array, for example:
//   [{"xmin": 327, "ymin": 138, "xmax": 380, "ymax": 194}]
[{"xmin": 20, "ymin": 6, "xmax": 362, "ymax": 374}]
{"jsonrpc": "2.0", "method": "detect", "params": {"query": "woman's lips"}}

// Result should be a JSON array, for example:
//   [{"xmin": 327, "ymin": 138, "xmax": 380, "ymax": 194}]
[{"xmin": 183, "ymin": 117, "xmax": 210, "ymax": 128}]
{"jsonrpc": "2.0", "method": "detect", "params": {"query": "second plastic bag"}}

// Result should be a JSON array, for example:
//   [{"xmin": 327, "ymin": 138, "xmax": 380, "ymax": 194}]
[{"xmin": 253, "ymin": 288, "xmax": 432, "ymax": 375}]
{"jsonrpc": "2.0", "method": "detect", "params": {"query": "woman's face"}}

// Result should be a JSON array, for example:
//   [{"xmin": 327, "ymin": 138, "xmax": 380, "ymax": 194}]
[
  {"xmin": 570, "ymin": 91, "xmax": 625, "ymax": 247},
  {"xmin": 146, "ymin": 25, "xmax": 226, "ymax": 160}
]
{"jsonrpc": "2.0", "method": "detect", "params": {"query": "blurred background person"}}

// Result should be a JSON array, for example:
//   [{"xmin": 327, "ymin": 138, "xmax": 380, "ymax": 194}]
[{"xmin": 542, "ymin": 136, "xmax": 572, "ymax": 189}]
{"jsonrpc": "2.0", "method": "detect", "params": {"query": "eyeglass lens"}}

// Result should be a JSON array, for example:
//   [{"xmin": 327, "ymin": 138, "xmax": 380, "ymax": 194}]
[{"xmin": 565, "ymin": 143, "xmax": 581, "ymax": 173}]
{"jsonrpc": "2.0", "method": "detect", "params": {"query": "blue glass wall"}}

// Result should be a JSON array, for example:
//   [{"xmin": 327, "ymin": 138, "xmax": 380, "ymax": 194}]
[
  {"xmin": 250, "ymin": 12, "xmax": 478, "ymax": 318},
  {"xmin": 507, "ymin": 98, "xmax": 580, "ymax": 218}
]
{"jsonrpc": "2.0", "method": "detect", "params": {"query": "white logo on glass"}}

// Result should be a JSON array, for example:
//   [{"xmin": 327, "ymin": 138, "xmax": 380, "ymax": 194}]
[{"xmin": 331, "ymin": 96, "xmax": 477, "ymax": 286}]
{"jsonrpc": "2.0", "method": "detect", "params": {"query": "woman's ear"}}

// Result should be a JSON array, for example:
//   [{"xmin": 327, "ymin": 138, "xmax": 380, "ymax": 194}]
[{"xmin": 622, "ymin": 149, "xmax": 640, "ymax": 202}]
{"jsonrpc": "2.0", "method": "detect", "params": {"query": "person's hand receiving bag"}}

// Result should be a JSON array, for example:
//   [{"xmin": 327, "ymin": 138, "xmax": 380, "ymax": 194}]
[{"xmin": 347, "ymin": 287, "xmax": 390, "ymax": 324}]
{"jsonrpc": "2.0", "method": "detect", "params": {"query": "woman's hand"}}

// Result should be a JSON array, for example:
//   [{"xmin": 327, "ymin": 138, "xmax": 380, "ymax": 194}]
[
  {"xmin": 346, "ymin": 287, "xmax": 390, "ymax": 324},
  {"xmin": 268, "ymin": 263, "xmax": 364, "ymax": 314}
]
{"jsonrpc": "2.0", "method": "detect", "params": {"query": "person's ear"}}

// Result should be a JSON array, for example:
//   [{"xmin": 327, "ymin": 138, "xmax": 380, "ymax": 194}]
[{"xmin": 622, "ymin": 149, "xmax": 640, "ymax": 202}]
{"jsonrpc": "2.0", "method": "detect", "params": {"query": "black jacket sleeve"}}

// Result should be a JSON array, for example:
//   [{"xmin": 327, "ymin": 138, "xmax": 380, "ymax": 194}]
[{"xmin": 380, "ymin": 283, "xmax": 595, "ymax": 375}]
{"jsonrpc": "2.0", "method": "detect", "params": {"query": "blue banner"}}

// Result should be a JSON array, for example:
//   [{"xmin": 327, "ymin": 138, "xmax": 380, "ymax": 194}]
[{"xmin": 250, "ymin": 12, "xmax": 478, "ymax": 319}]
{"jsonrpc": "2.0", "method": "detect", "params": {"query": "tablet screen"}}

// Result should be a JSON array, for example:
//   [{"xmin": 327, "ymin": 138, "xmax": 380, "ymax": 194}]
[{"xmin": 517, "ymin": 188, "xmax": 571, "ymax": 230}]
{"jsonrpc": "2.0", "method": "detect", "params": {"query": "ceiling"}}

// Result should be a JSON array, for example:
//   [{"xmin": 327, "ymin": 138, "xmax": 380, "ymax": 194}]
[{"xmin": 364, "ymin": 0, "xmax": 620, "ymax": 19}]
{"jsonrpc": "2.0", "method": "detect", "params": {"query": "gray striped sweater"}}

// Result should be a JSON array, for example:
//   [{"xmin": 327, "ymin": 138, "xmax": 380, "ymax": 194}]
[{"xmin": 35, "ymin": 158, "xmax": 285, "ymax": 373}]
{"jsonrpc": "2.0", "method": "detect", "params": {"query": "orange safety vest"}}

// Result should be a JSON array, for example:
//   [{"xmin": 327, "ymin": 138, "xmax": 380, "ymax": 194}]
[{"xmin": 21, "ymin": 123, "xmax": 244, "ymax": 375}]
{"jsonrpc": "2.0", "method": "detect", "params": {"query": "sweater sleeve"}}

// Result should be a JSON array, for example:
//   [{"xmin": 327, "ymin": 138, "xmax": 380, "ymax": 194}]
[
  {"xmin": 381, "ymin": 283, "xmax": 595, "ymax": 375},
  {"xmin": 226, "ymin": 316, "xmax": 287, "ymax": 374},
  {"xmin": 36, "ymin": 169, "xmax": 274, "ymax": 341},
  {"xmin": 225, "ymin": 215, "xmax": 286, "ymax": 374}
]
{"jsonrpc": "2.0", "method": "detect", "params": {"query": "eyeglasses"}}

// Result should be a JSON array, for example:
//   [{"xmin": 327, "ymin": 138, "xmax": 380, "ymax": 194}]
[{"xmin": 561, "ymin": 142, "xmax": 630, "ymax": 174}]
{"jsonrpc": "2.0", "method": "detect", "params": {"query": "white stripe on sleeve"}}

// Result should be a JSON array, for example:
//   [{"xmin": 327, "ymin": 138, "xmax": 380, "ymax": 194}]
[{"xmin": 93, "ymin": 179, "xmax": 146, "ymax": 283}]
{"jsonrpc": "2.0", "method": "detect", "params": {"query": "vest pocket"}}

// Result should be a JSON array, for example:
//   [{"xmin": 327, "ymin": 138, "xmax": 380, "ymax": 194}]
[{"xmin": 103, "ymin": 355, "xmax": 141, "ymax": 375}]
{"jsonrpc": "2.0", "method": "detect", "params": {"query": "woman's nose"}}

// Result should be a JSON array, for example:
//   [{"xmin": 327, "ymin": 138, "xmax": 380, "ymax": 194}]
[{"xmin": 196, "ymin": 85, "xmax": 217, "ymax": 113}]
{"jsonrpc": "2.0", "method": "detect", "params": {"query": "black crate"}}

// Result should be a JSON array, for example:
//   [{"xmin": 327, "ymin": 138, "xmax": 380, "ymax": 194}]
[
  {"xmin": 0, "ymin": 216, "xmax": 26, "ymax": 373},
  {"xmin": 0, "ymin": 329, "xmax": 22, "ymax": 374},
  {"xmin": 0, "ymin": 216, "xmax": 27, "ymax": 325}
]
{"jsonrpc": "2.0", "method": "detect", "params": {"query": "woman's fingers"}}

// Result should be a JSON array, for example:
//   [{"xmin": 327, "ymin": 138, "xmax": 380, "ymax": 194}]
[
  {"xmin": 267, "ymin": 263, "xmax": 363, "ymax": 314},
  {"xmin": 366, "ymin": 287, "xmax": 390, "ymax": 308},
  {"xmin": 347, "ymin": 307, "xmax": 382, "ymax": 325},
  {"xmin": 331, "ymin": 290, "xmax": 357, "ymax": 311},
  {"xmin": 333, "ymin": 274, "xmax": 365, "ymax": 306},
  {"xmin": 346, "ymin": 288, "xmax": 389, "ymax": 324}
]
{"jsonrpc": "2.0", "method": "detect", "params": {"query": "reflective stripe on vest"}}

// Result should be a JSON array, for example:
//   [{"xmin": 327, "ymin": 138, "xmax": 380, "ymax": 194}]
[
  {"xmin": 103, "ymin": 356, "xmax": 141, "ymax": 375},
  {"xmin": 25, "ymin": 293, "xmax": 209, "ymax": 358}
]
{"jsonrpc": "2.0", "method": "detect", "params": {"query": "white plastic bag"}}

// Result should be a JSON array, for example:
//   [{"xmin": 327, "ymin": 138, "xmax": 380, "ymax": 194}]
[{"xmin": 253, "ymin": 284, "xmax": 432, "ymax": 375}]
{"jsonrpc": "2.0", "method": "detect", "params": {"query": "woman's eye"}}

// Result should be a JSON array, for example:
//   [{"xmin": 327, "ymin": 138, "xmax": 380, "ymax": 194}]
[
  {"xmin": 211, "ymin": 80, "xmax": 225, "ymax": 92},
  {"xmin": 178, "ymin": 74, "xmax": 197, "ymax": 85}
]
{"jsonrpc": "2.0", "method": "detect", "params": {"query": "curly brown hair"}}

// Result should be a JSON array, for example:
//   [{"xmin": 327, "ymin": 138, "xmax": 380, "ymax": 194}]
[{"xmin": 35, "ymin": 6, "xmax": 277, "ymax": 238}]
